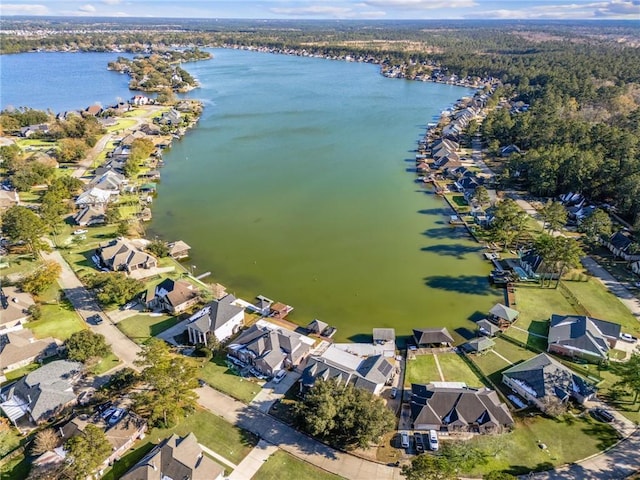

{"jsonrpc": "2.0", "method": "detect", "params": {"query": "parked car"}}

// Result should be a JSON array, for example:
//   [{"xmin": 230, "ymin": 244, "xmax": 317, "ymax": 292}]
[
  {"xmin": 390, "ymin": 387, "xmax": 398, "ymax": 399},
  {"xmin": 400, "ymin": 431, "xmax": 410, "ymax": 449},
  {"xmin": 428, "ymin": 430, "xmax": 439, "ymax": 451},
  {"xmin": 592, "ymin": 407, "xmax": 615, "ymax": 423},
  {"xmin": 101, "ymin": 406, "xmax": 116, "ymax": 420},
  {"xmin": 108, "ymin": 408, "xmax": 125, "ymax": 426},
  {"xmin": 620, "ymin": 333, "xmax": 636, "ymax": 343},
  {"xmin": 272, "ymin": 370, "xmax": 287, "ymax": 384},
  {"xmin": 415, "ymin": 433, "xmax": 425, "ymax": 452},
  {"xmin": 88, "ymin": 314, "xmax": 103, "ymax": 325}
]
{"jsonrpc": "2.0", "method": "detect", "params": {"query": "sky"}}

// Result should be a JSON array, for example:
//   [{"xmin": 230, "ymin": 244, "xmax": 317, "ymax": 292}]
[{"xmin": 1, "ymin": 0, "xmax": 639, "ymax": 20}]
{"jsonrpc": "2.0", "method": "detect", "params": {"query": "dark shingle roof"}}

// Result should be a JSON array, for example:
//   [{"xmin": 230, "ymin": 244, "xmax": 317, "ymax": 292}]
[
  {"xmin": 489, "ymin": 304, "xmax": 519, "ymax": 322},
  {"xmin": 548, "ymin": 314, "xmax": 621, "ymax": 359},
  {"xmin": 413, "ymin": 328, "xmax": 455, "ymax": 345}
]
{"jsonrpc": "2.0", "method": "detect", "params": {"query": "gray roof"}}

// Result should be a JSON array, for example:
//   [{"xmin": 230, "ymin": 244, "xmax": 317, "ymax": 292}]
[
  {"xmin": 477, "ymin": 319, "xmax": 500, "ymax": 336},
  {"xmin": 121, "ymin": 433, "xmax": 223, "ymax": 480},
  {"xmin": 307, "ymin": 319, "xmax": 328, "ymax": 334},
  {"xmin": 188, "ymin": 294, "xmax": 242, "ymax": 334},
  {"xmin": 502, "ymin": 353, "xmax": 595, "ymax": 401},
  {"xmin": 301, "ymin": 354, "xmax": 394, "ymax": 394},
  {"xmin": 410, "ymin": 384, "xmax": 513, "ymax": 430},
  {"xmin": 548, "ymin": 314, "xmax": 621, "ymax": 359},
  {"xmin": 463, "ymin": 337, "xmax": 495, "ymax": 352},
  {"xmin": 4, "ymin": 360, "xmax": 82, "ymax": 422},
  {"xmin": 489, "ymin": 304, "xmax": 519, "ymax": 322},
  {"xmin": 373, "ymin": 328, "xmax": 396, "ymax": 342},
  {"xmin": 413, "ymin": 328, "xmax": 455, "ymax": 346}
]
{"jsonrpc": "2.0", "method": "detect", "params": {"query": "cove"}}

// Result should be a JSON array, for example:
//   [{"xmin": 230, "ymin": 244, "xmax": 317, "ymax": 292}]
[{"xmin": 149, "ymin": 48, "xmax": 501, "ymax": 342}]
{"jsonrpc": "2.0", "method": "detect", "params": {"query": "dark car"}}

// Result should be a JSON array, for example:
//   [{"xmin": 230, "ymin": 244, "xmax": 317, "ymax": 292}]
[
  {"xmin": 592, "ymin": 407, "xmax": 615, "ymax": 423},
  {"xmin": 88, "ymin": 314, "xmax": 103, "ymax": 325}
]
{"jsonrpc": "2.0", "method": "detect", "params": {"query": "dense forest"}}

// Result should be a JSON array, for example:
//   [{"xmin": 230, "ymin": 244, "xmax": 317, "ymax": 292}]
[{"xmin": 2, "ymin": 18, "xmax": 639, "ymax": 222}]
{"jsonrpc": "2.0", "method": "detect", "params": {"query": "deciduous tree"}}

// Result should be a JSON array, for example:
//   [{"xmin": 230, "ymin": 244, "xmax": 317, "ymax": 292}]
[
  {"xmin": 64, "ymin": 424, "xmax": 111, "ymax": 480},
  {"xmin": 31, "ymin": 428, "xmax": 60, "ymax": 455},
  {"xmin": 65, "ymin": 330, "xmax": 111, "ymax": 363},
  {"xmin": 579, "ymin": 208, "xmax": 612, "ymax": 243},
  {"xmin": 85, "ymin": 272, "xmax": 143, "ymax": 306},
  {"xmin": 612, "ymin": 352, "xmax": 640, "ymax": 403},
  {"xmin": 20, "ymin": 260, "xmax": 61, "ymax": 295},
  {"xmin": 1, "ymin": 205, "xmax": 47, "ymax": 256},
  {"xmin": 401, "ymin": 453, "xmax": 456, "ymax": 480}
]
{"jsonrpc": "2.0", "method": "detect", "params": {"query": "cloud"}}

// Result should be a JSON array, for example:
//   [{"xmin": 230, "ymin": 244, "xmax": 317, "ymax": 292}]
[
  {"xmin": 0, "ymin": 3, "xmax": 49, "ymax": 15},
  {"xmin": 102, "ymin": 0, "xmax": 122, "ymax": 4},
  {"xmin": 364, "ymin": 0, "xmax": 477, "ymax": 9},
  {"xmin": 78, "ymin": 3, "xmax": 97, "ymax": 12},
  {"xmin": 269, "ymin": 5, "xmax": 355, "ymax": 16},
  {"xmin": 595, "ymin": 0, "xmax": 640, "ymax": 15}
]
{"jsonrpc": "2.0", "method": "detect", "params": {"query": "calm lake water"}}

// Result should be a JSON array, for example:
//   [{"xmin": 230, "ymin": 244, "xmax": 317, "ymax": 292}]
[
  {"xmin": 148, "ymin": 48, "xmax": 501, "ymax": 342},
  {"xmin": 1, "ymin": 48, "xmax": 501, "ymax": 342}
]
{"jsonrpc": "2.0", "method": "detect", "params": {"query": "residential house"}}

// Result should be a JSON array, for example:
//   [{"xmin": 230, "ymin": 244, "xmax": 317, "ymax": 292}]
[
  {"xmin": 0, "ymin": 287, "xmax": 35, "ymax": 333},
  {"xmin": 99, "ymin": 238, "xmax": 158, "ymax": 274},
  {"xmin": 488, "ymin": 303, "xmax": 519, "ymax": 328},
  {"xmin": 146, "ymin": 279, "xmax": 200, "ymax": 315},
  {"xmin": 139, "ymin": 123, "xmax": 161, "ymax": 136},
  {"xmin": 120, "ymin": 433, "xmax": 224, "ymax": 480},
  {"xmin": 29, "ymin": 151, "xmax": 59, "ymax": 169},
  {"xmin": 0, "ymin": 189, "xmax": 20, "ymax": 212},
  {"xmin": 518, "ymin": 251, "xmax": 551, "ymax": 279},
  {"xmin": 90, "ymin": 170, "xmax": 127, "ymax": 192},
  {"xmin": 547, "ymin": 314, "xmax": 621, "ymax": 363},
  {"xmin": 300, "ymin": 344, "xmax": 395, "ymax": 395},
  {"xmin": 500, "ymin": 144, "xmax": 522, "ymax": 157},
  {"xmin": 430, "ymin": 138, "xmax": 459, "ymax": 153},
  {"xmin": 604, "ymin": 231, "xmax": 635, "ymax": 259},
  {"xmin": 74, "ymin": 205, "xmax": 106, "ymax": 226},
  {"xmin": 156, "ymin": 109, "xmax": 182, "ymax": 126},
  {"xmin": 413, "ymin": 327, "xmax": 455, "ymax": 347},
  {"xmin": 167, "ymin": 240, "xmax": 191, "ymax": 259},
  {"xmin": 410, "ymin": 383, "xmax": 514, "ymax": 434},
  {"xmin": 0, "ymin": 329, "xmax": 60, "ymax": 374},
  {"xmin": 84, "ymin": 105, "xmax": 103, "ymax": 116},
  {"xmin": 227, "ymin": 320, "xmax": 313, "ymax": 377},
  {"xmin": 632, "ymin": 260, "xmax": 640, "ymax": 276},
  {"xmin": 120, "ymin": 131, "xmax": 148, "ymax": 146},
  {"xmin": 75, "ymin": 187, "xmax": 119, "ymax": 207},
  {"xmin": 19, "ymin": 124, "xmax": 49, "ymax": 138},
  {"xmin": 462, "ymin": 337, "xmax": 495, "ymax": 353},
  {"xmin": 434, "ymin": 156, "xmax": 462, "ymax": 170},
  {"xmin": 186, "ymin": 294, "xmax": 244, "ymax": 345},
  {"xmin": 131, "ymin": 95, "xmax": 151, "ymax": 106},
  {"xmin": 0, "ymin": 360, "xmax": 83, "ymax": 425},
  {"xmin": 502, "ymin": 353, "xmax": 596, "ymax": 413},
  {"xmin": 477, "ymin": 319, "xmax": 501, "ymax": 337}
]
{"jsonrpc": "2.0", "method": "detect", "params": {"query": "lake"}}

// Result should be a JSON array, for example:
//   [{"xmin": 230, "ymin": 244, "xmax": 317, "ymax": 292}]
[
  {"xmin": 147, "ymin": 48, "xmax": 501, "ymax": 342},
  {"xmin": 1, "ymin": 48, "xmax": 501, "ymax": 343}
]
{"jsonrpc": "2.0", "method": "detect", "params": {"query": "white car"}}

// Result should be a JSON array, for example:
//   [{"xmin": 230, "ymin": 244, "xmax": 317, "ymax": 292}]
[
  {"xmin": 428, "ymin": 430, "xmax": 439, "ymax": 451},
  {"xmin": 273, "ymin": 370, "xmax": 287, "ymax": 383},
  {"xmin": 73, "ymin": 229, "xmax": 88, "ymax": 235},
  {"xmin": 620, "ymin": 333, "xmax": 636, "ymax": 343},
  {"xmin": 400, "ymin": 431, "xmax": 410, "ymax": 449}
]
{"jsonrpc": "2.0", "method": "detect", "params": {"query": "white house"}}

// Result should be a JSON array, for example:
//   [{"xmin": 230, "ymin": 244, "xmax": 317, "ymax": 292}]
[{"xmin": 186, "ymin": 295, "xmax": 244, "ymax": 345}]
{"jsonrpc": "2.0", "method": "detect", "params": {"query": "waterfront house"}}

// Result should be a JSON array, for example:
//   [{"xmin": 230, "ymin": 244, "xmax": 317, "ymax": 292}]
[
  {"xmin": 0, "ymin": 360, "xmax": 83, "ymax": 425},
  {"xmin": 186, "ymin": 294, "xmax": 244, "ymax": 345},
  {"xmin": 307, "ymin": 319, "xmax": 329, "ymax": 335},
  {"xmin": 434, "ymin": 156, "xmax": 462, "ymax": 171},
  {"xmin": 74, "ymin": 205, "xmax": 106, "ymax": 226},
  {"xmin": 120, "ymin": 433, "xmax": 224, "ymax": 480},
  {"xmin": 477, "ymin": 319, "xmax": 501, "ymax": 337},
  {"xmin": 430, "ymin": 138, "xmax": 459, "ymax": 152},
  {"xmin": 0, "ymin": 329, "xmax": 60, "ymax": 374},
  {"xmin": 502, "ymin": 353, "xmax": 596, "ymax": 414},
  {"xmin": 75, "ymin": 187, "xmax": 119, "ymax": 207},
  {"xmin": 604, "ymin": 231, "xmax": 633, "ymax": 258},
  {"xmin": 462, "ymin": 337, "xmax": 495, "ymax": 353},
  {"xmin": 519, "ymin": 251, "xmax": 551, "ymax": 279},
  {"xmin": 146, "ymin": 279, "xmax": 200, "ymax": 315},
  {"xmin": 131, "ymin": 95, "xmax": 151, "ymax": 106},
  {"xmin": 488, "ymin": 303, "xmax": 519, "ymax": 328},
  {"xmin": 413, "ymin": 327, "xmax": 455, "ymax": 347},
  {"xmin": 228, "ymin": 319, "xmax": 313, "ymax": 377},
  {"xmin": 410, "ymin": 383, "xmax": 513, "ymax": 434},
  {"xmin": 156, "ymin": 108, "xmax": 182, "ymax": 126},
  {"xmin": 300, "ymin": 344, "xmax": 395, "ymax": 396},
  {"xmin": 547, "ymin": 314, "xmax": 620, "ymax": 363},
  {"xmin": 167, "ymin": 240, "xmax": 191, "ymax": 259},
  {"xmin": 99, "ymin": 238, "xmax": 158, "ymax": 274},
  {"xmin": 84, "ymin": 104, "xmax": 103, "ymax": 116},
  {"xmin": 90, "ymin": 170, "xmax": 127, "ymax": 192},
  {"xmin": 0, "ymin": 287, "xmax": 35, "ymax": 334}
]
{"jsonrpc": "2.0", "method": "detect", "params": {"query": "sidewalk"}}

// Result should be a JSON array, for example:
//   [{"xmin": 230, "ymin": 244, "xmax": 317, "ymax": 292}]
[{"xmin": 227, "ymin": 440, "xmax": 277, "ymax": 480}]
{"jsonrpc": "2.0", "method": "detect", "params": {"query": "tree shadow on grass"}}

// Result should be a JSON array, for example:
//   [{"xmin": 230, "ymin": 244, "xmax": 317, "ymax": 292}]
[
  {"xmin": 467, "ymin": 310, "xmax": 487, "ymax": 322},
  {"xmin": 418, "ymin": 207, "xmax": 453, "ymax": 217},
  {"xmin": 581, "ymin": 420, "xmax": 621, "ymax": 451},
  {"xmin": 149, "ymin": 317, "xmax": 179, "ymax": 336},
  {"xmin": 424, "ymin": 275, "xmax": 495, "ymax": 296}
]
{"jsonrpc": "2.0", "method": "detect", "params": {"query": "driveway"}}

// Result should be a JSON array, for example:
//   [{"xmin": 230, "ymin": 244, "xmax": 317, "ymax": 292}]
[{"xmin": 250, "ymin": 371, "xmax": 301, "ymax": 413}]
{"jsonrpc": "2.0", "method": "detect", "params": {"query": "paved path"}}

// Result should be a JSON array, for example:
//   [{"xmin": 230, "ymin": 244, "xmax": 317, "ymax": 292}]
[
  {"xmin": 491, "ymin": 350, "xmax": 514, "ymax": 365},
  {"xmin": 511, "ymin": 325, "xmax": 548, "ymax": 339},
  {"xmin": 250, "ymin": 371, "xmax": 301, "ymax": 414},
  {"xmin": 196, "ymin": 386, "xmax": 403, "ymax": 480},
  {"xmin": 41, "ymin": 249, "xmax": 142, "ymax": 370},
  {"xmin": 432, "ymin": 353, "xmax": 445, "ymax": 381},
  {"xmin": 227, "ymin": 439, "xmax": 277, "ymax": 480}
]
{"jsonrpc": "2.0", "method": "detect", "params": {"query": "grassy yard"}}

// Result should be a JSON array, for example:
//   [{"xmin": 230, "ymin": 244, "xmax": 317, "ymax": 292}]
[
  {"xmin": 3, "ymin": 362, "xmax": 41, "ymax": 383},
  {"xmin": 0, "ymin": 455, "xmax": 30, "ymax": 480},
  {"xmin": 562, "ymin": 279, "xmax": 640, "ymax": 336},
  {"xmin": 103, "ymin": 408, "xmax": 257, "ymax": 480},
  {"xmin": 436, "ymin": 352, "xmax": 484, "ymax": 387},
  {"xmin": 404, "ymin": 354, "xmax": 439, "ymax": 386},
  {"xmin": 0, "ymin": 253, "xmax": 39, "ymax": 278},
  {"xmin": 25, "ymin": 303, "xmax": 86, "ymax": 340},
  {"xmin": 465, "ymin": 412, "xmax": 619, "ymax": 476},
  {"xmin": 107, "ymin": 118, "xmax": 137, "ymax": 132},
  {"xmin": 468, "ymin": 336, "xmax": 536, "ymax": 389},
  {"xmin": 253, "ymin": 450, "xmax": 344, "ymax": 480},
  {"xmin": 90, "ymin": 352, "xmax": 122, "ymax": 375},
  {"xmin": 192, "ymin": 354, "xmax": 263, "ymax": 404},
  {"xmin": 117, "ymin": 314, "xmax": 180, "ymax": 344}
]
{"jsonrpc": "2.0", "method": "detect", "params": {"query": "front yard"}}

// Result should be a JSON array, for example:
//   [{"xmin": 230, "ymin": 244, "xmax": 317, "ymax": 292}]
[
  {"xmin": 117, "ymin": 314, "xmax": 180, "ymax": 344},
  {"xmin": 253, "ymin": 450, "xmax": 344, "ymax": 480},
  {"xmin": 191, "ymin": 354, "xmax": 263, "ymax": 404}
]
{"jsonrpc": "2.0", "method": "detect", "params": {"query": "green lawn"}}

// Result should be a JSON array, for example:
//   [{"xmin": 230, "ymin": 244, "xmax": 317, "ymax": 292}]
[
  {"xmin": 436, "ymin": 352, "xmax": 484, "ymax": 387},
  {"xmin": 90, "ymin": 352, "xmax": 122, "ymax": 375},
  {"xmin": 0, "ymin": 455, "xmax": 30, "ymax": 480},
  {"xmin": 562, "ymin": 279, "xmax": 640, "ymax": 336},
  {"xmin": 3, "ymin": 362, "xmax": 41, "ymax": 383},
  {"xmin": 0, "ymin": 429, "xmax": 22, "ymax": 458},
  {"xmin": 405, "ymin": 354, "xmax": 440, "ymax": 386},
  {"xmin": 466, "ymin": 413, "xmax": 620, "ymax": 476},
  {"xmin": 253, "ymin": 450, "xmax": 344, "ymax": 480},
  {"xmin": 0, "ymin": 253, "xmax": 39, "ymax": 278},
  {"xmin": 193, "ymin": 355, "xmax": 263, "ymax": 404},
  {"xmin": 117, "ymin": 314, "xmax": 180, "ymax": 344},
  {"xmin": 107, "ymin": 118, "xmax": 137, "ymax": 132},
  {"xmin": 25, "ymin": 303, "xmax": 86, "ymax": 340}
]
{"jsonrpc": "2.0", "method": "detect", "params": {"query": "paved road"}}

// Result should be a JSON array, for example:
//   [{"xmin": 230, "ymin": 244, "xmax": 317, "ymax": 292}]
[
  {"xmin": 196, "ymin": 386, "xmax": 403, "ymax": 480},
  {"xmin": 41, "ymin": 249, "xmax": 142, "ymax": 370}
]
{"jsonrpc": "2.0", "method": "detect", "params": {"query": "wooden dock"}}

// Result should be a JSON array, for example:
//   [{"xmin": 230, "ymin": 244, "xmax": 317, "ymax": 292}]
[{"xmin": 506, "ymin": 283, "xmax": 517, "ymax": 307}]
